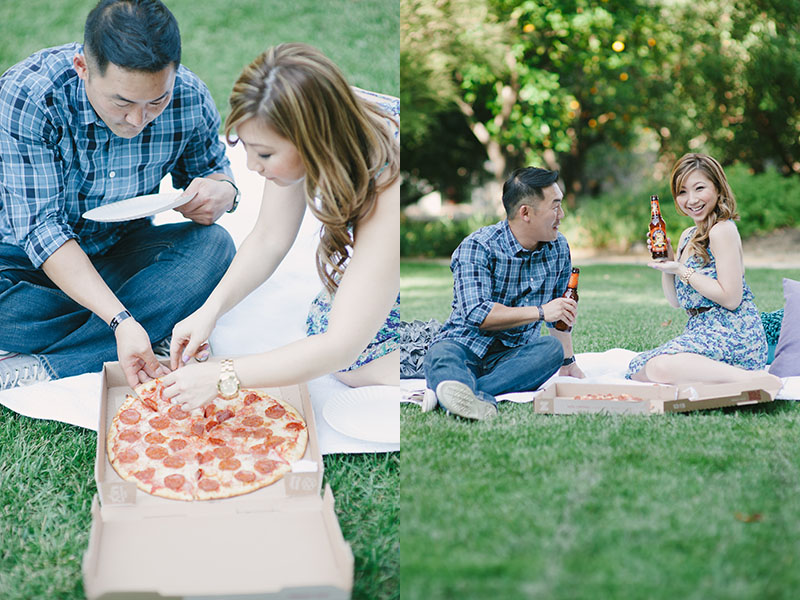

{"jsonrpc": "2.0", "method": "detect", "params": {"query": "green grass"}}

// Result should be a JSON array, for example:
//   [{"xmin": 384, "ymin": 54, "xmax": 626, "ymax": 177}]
[
  {"xmin": 0, "ymin": 0, "xmax": 399, "ymax": 125},
  {"xmin": 0, "ymin": 3, "xmax": 398, "ymax": 599},
  {"xmin": 400, "ymin": 260, "xmax": 800, "ymax": 599}
]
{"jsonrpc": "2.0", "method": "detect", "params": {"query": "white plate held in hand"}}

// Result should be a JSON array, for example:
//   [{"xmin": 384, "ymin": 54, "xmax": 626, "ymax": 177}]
[
  {"xmin": 323, "ymin": 385, "xmax": 400, "ymax": 444},
  {"xmin": 82, "ymin": 191, "xmax": 195, "ymax": 222}
]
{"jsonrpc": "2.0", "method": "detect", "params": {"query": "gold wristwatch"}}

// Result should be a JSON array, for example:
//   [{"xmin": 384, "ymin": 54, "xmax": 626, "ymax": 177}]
[{"xmin": 217, "ymin": 359, "xmax": 240, "ymax": 399}]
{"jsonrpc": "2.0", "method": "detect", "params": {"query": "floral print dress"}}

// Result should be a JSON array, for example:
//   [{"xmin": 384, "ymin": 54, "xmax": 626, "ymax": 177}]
[{"xmin": 626, "ymin": 227, "xmax": 767, "ymax": 378}]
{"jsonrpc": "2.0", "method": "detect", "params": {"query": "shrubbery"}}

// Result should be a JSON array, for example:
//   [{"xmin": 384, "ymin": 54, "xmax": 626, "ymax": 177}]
[{"xmin": 401, "ymin": 166, "xmax": 800, "ymax": 257}]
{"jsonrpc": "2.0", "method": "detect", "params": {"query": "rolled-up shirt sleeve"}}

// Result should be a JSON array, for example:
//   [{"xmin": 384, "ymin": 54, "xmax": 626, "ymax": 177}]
[
  {"xmin": 0, "ymin": 83, "xmax": 76, "ymax": 267},
  {"xmin": 451, "ymin": 238, "xmax": 495, "ymax": 328}
]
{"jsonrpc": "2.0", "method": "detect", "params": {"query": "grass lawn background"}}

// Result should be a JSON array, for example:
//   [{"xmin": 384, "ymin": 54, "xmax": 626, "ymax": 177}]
[
  {"xmin": 0, "ymin": 2, "xmax": 398, "ymax": 599},
  {"xmin": 401, "ymin": 259, "xmax": 800, "ymax": 599}
]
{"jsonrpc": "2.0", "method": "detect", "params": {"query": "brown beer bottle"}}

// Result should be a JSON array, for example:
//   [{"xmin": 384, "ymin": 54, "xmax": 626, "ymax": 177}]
[
  {"xmin": 554, "ymin": 267, "xmax": 580, "ymax": 332},
  {"xmin": 649, "ymin": 194, "xmax": 668, "ymax": 260}
]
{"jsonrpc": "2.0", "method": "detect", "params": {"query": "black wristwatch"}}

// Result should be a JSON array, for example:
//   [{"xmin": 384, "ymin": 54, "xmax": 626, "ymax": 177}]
[
  {"xmin": 221, "ymin": 179, "xmax": 240, "ymax": 213},
  {"xmin": 562, "ymin": 355, "xmax": 576, "ymax": 367}
]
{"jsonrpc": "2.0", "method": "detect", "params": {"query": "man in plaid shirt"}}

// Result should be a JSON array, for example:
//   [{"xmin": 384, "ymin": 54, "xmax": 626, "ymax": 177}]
[
  {"xmin": 0, "ymin": 0, "xmax": 237, "ymax": 390},
  {"xmin": 424, "ymin": 167, "xmax": 585, "ymax": 420}
]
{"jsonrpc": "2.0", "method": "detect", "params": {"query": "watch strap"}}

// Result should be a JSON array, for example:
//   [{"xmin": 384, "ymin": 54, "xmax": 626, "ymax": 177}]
[
  {"xmin": 562, "ymin": 355, "xmax": 576, "ymax": 367},
  {"xmin": 221, "ymin": 179, "xmax": 240, "ymax": 213},
  {"xmin": 109, "ymin": 310, "xmax": 132, "ymax": 332}
]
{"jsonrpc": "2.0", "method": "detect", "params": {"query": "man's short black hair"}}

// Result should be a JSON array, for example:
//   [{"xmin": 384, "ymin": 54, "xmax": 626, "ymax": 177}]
[
  {"xmin": 502, "ymin": 167, "xmax": 560, "ymax": 217},
  {"xmin": 84, "ymin": 0, "xmax": 181, "ymax": 75}
]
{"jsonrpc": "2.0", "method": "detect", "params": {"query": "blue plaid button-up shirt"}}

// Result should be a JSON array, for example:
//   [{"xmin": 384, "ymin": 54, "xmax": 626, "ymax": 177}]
[
  {"xmin": 434, "ymin": 220, "xmax": 572, "ymax": 357},
  {"xmin": 0, "ymin": 43, "xmax": 231, "ymax": 267}
]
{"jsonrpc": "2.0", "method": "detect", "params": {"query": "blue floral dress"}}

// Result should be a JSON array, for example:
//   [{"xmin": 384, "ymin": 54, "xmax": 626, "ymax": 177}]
[
  {"xmin": 305, "ymin": 90, "xmax": 400, "ymax": 372},
  {"xmin": 626, "ymin": 227, "xmax": 767, "ymax": 378}
]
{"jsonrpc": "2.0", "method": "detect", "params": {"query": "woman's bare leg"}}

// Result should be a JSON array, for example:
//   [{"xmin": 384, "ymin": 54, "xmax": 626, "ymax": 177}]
[
  {"xmin": 632, "ymin": 352, "xmax": 780, "ymax": 386},
  {"xmin": 334, "ymin": 350, "xmax": 399, "ymax": 388}
]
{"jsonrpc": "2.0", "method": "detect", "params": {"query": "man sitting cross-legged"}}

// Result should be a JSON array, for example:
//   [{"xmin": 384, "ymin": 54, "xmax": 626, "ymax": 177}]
[{"xmin": 423, "ymin": 167, "xmax": 585, "ymax": 420}]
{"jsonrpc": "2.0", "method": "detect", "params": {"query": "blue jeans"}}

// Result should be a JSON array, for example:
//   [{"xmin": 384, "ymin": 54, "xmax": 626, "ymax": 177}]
[
  {"xmin": 424, "ymin": 336, "xmax": 564, "ymax": 407},
  {"xmin": 0, "ymin": 221, "xmax": 235, "ymax": 379}
]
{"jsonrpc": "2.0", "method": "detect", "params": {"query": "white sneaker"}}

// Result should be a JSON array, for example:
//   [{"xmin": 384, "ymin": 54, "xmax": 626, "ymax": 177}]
[
  {"xmin": 435, "ymin": 380, "xmax": 497, "ymax": 421},
  {"xmin": 0, "ymin": 353, "xmax": 51, "ymax": 391}
]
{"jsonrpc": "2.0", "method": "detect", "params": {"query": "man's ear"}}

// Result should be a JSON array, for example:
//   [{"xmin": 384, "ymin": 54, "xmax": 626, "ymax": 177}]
[
  {"xmin": 517, "ymin": 203, "xmax": 532, "ymax": 223},
  {"xmin": 73, "ymin": 54, "xmax": 89, "ymax": 81}
]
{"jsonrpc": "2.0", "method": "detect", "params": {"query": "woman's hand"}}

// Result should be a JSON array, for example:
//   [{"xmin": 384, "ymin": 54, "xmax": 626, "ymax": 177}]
[
  {"xmin": 170, "ymin": 308, "xmax": 217, "ymax": 370},
  {"xmin": 647, "ymin": 259, "xmax": 683, "ymax": 275},
  {"xmin": 161, "ymin": 361, "xmax": 220, "ymax": 412}
]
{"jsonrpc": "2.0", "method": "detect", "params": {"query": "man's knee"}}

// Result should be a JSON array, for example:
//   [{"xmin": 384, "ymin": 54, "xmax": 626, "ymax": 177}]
[{"xmin": 203, "ymin": 224, "xmax": 236, "ymax": 266}]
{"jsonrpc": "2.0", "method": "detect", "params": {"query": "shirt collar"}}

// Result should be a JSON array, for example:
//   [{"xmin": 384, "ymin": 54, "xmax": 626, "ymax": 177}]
[{"xmin": 501, "ymin": 219, "xmax": 551, "ymax": 257}]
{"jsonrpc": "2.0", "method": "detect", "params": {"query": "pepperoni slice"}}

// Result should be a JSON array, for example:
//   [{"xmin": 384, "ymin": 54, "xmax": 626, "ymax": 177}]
[
  {"xmin": 243, "ymin": 416, "xmax": 264, "ymax": 428},
  {"xmin": 191, "ymin": 422, "xmax": 205, "ymax": 436},
  {"xmin": 117, "ymin": 448, "xmax": 138, "ymax": 463},
  {"xmin": 219, "ymin": 458, "xmax": 241, "ymax": 471},
  {"xmin": 235, "ymin": 470, "xmax": 256, "ymax": 483},
  {"xmin": 145, "ymin": 445, "xmax": 168, "ymax": 460},
  {"xmin": 149, "ymin": 416, "xmax": 170, "ymax": 430},
  {"xmin": 168, "ymin": 405, "xmax": 189, "ymax": 420},
  {"xmin": 244, "ymin": 392, "xmax": 260, "ymax": 405},
  {"xmin": 216, "ymin": 409, "xmax": 234, "ymax": 423},
  {"xmin": 197, "ymin": 451, "xmax": 215, "ymax": 464},
  {"xmin": 144, "ymin": 432, "xmax": 167, "ymax": 444},
  {"xmin": 232, "ymin": 428, "xmax": 250, "ymax": 437},
  {"xmin": 255, "ymin": 459, "xmax": 280, "ymax": 474},
  {"xmin": 164, "ymin": 474, "xmax": 186, "ymax": 490},
  {"xmin": 205, "ymin": 419, "xmax": 218, "ymax": 432},
  {"xmin": 119, "ymin": 429, "xmax": 141, "ymax": 443},
  {"xmin": 141, "ymin": 396, "xmax": 159, "ymax": 412},
  {"xmin": 204, "ymin": 404, "xmax": 217, "ymax": 418},
  {"xmin": 208, "ymin": 437, "xmax": 226, "ymax": 446},
  {"xmin": 169, "ymin": 438, "xmax": 188, "ymax": 452},
  {"xmin": 164, "ymin": 455, "xmax": 185, "ymax": 469},
  {"xmin": 198, "ymin": 478, "xmax": 220, "ymax": 492},
  {"xmin": 252, "ymin": 428, "xmax": 269, "ymax": 439},
  {"xmin": 250, "ymin": 443, "xmax": 269, "ymax": 455},
  {"xmin": 134, "ymin": 468, "xmax": 155, "ymax": 481},
  {"xmin": 265, "ymin": 435, "xmax": 285, "ymax": 449},
  {"xmin": 119, "ymin": 409, "xmax": 141, "ymax": 425},
  {"xmin": 213, "ymin": 446, "xmax": 235, "ymax": 459},
  {"xmin": 265, "ymin": 405, "xmax": 286, "ymax": 419},
  {"xmin": 285, "ymin": 422, "xmax": 304, "ymax": 431}
]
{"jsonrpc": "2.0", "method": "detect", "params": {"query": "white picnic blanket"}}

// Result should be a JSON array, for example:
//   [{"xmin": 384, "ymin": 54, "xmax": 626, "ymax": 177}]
[
  {"xmin": 0, "ymin": 141, "xmax": 399, "ymax": 455},
  {"xmin": 401, "ymin": 347, "xmax": 800, "ymax": 405}
]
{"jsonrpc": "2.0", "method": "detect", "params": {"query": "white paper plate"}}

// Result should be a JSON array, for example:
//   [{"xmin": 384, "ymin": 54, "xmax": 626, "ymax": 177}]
[
  {"xmin": 323, "ymin": 385, "xmax": 400, "ymax": 444},
  {"xmin": 82, "ymin": 192, "xmax": 193, "ymax": 222}
]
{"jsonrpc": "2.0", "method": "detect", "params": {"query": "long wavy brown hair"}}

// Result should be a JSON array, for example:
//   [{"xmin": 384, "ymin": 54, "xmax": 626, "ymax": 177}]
[
  {"xmin": 670, "ymin": 153, "xmax": 739, "ymax": 265},
  {"xmin": 224, "ymin": 43, "xmax": 400, "ymax": 293}
]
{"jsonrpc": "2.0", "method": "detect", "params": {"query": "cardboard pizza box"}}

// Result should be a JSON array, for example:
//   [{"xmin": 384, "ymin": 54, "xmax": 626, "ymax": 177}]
[
  {"xmin": 534, "ymin": 376, "xmax": 781, "ymax": 415},
  {"xmin": 82, "ymin": 362, "xmax": 354, "ymax": 600}
]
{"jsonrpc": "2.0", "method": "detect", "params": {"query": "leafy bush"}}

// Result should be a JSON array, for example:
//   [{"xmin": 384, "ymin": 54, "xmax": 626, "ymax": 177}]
[
  {"xmin": 401, "ymin": 167, "xmax": 800, "ymax": 257},
  {"xmin": 401, "ymin": 215, "xmax": 498, "ymax": 258}
]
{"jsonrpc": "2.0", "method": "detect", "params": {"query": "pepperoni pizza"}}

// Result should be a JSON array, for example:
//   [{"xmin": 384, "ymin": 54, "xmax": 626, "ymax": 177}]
[{"xmin": 107, "ymin": 379, "xmax": 308, "ymax": 501}]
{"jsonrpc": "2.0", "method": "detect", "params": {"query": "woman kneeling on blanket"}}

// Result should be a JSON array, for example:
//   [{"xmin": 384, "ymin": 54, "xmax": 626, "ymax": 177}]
[
  {"xmin": 627, "ymin": 153, "xmax": 780, "ymax": 387},
  {"xmin": 161, "ymin": 43, "xmax": 399, "ymax": 410}
]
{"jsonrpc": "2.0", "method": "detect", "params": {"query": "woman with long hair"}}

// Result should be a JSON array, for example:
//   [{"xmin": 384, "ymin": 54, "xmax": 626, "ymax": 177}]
[
  {"xmin": 161, "ymin": 43, "xmax": 399, "ymax": 409},
  {"xmin": 627, "ymin": 153, "xmax": 778, "ymax": 385}
]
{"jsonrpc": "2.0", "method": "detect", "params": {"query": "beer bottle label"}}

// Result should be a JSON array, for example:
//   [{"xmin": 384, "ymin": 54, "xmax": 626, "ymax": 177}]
[{"xmin": 651, "ymin": 229, "xmax": 667, "ymax": 250}]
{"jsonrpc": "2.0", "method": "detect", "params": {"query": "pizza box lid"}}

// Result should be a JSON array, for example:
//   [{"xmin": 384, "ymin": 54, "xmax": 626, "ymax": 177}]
[
  {"xmin": 534, "ymin": 376, "xmax": 780, "ymax": 415},
  {"xmin": 83, "ymin": 362, "xmax": 353, "ymax": 599}
]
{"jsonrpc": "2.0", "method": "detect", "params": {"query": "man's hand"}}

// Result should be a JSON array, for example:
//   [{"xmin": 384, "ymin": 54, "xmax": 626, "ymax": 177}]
[
  {"xmin": 559, "ymin": 361, "xmax": 585, "ymax": 378},
  {"xmin": 175, "ymin": 177, "xmax": 236, "ymax": 225},
  {"xmin": 541, "ymin": 297, "xmax": 578, "ymax": 327},
  {"xmin": 115, "ymin": 318, "xmax": 170, "ymax": 389}
]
